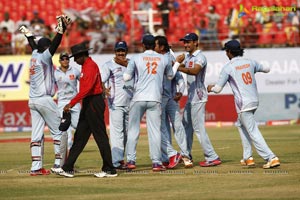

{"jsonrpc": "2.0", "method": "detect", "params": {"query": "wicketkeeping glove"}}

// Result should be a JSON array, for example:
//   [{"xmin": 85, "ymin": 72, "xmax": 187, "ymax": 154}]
[
  {"xmin": 55, "ymin": 15, "xmax": 66, "ymax": 34},
  {"xmin": 55, "ymin": 15, "xmax": 72, "ymax": 34},
  {"xmin": 19, "ymin": 25, "xmax": 34, "ymax": 37}
]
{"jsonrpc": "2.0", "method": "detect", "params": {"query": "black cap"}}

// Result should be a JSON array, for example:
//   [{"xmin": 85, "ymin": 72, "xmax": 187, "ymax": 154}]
[
  {"xmin": 114, "ymin": 41, "xmax": 128, "ymax": 50},
  {"xmin": 142, "ymin": 34, "xmax": 155, "ymax": 46},
  {"xmin": 59, "ymin": 111, "xmax": 71, "ymax": 131},
  {"xmin": 59, "ymin": 52, "xmax": 69, "ymax": 60},
  {"xmin": 179, "ymin": 33, "xmax": 199, "ymax": 41},
  {"xmin": 222, "ymin": 40, "xmax": 243, "ymax": 51},
  {"xmin": 37, "ymin": 37, "xmax": 51, "ymax": 49}
]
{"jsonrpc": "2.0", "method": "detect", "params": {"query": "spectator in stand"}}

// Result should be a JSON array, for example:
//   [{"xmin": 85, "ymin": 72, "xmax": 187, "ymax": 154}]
[
  {"xmin": 138, "ymin": 0, "xmax": 153, "ymax": 11},
  {"xmin": 152, "ymin": 24, "xmax": 165, "ymax": 36},
  {"xmin": 0, "ymin": 27, "xmax": 13, "ymax": 54},
  {"xmin": 30, "ymin": 10, "xmax": 45, "ymax": 27},
  {"xmin": 241, "ymin": 18, "xmax": 258, "ymax": 48},
  {"xmin": 16, "ymin": 13, "xmax": 30, "ymax": 31},
  {"xmin": 272, "ymin": 5, "xmax": 284, "ymax": 30},
  {"xmin": 169, "ymin": 0, "xmax": 180, "ymax": 15},
  {"xmin": 138, "ymin": 0, "xmax": 153, "ymax": 34},
  {"xmin": 204, "ymin": 5, "xmax": 221, "ymax": 49},
  {"xmin": 196, "ymin": 19, "xmax": 209, "ymax": 49},
  {"xmin": 225, "ymin": 7, "xmax": 243, "ymax": 40},
  {"xmin": 115, "ymin": 14, "xmax": 127, "ymax": 41},
  {"xmin": 157, "ymin": 0, "xmax": 171, "ymax": 32},
  {"xmin": 44, "ymin": 25, "xmax": 55, "ymax": 40},
  {"xmin": 0, "ymin": 12, "xmax": 15, "ymax": 34}
]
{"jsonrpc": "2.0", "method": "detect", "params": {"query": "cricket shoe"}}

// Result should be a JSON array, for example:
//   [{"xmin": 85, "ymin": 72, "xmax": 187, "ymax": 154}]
[
  {"xmin": 30, "ymin": 168, "xmax": 51, "ymax": 176},
  {"xmin": 199, "ymin": 157, "xmax": 222, "ymax": 167},
  {"xmin": 94, "ymin": 171, "xmax": 118, "ymax": 178},
  {"xmin": 50, "ymin": 165, "xmax": 64, "ymax": 174},
  {"xmin": 182, "ymin": 157, "xmax": 193, "ymax": 168},
  {"xmin": 263, "ymin": 157, "xmax": 280, "ymax": 169},
  {"xmin": 115, "ymin": 160, "xmax": 128, "ymax": 170},
  {"xmin": 240, "ymin": 156, "xmax": 255, "ymax": 167},
  {"xmin": 167, "ymin": 153, "xmax": 182, "ymax": 169},
  {"xmin": 152, "ymin": 163, "xmax": 166, "ymax": 172},
  {"xmin": 58, "ymin": 170, "xmax": 74, "ymax": 178},
  {"xmin": 126, "ymin": 161, "xmax": 136, "ymax": 169}
]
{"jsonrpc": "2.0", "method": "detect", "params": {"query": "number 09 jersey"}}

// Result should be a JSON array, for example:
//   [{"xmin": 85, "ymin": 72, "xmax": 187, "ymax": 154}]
[{"xmin": 216, "ymin": 56, "xmax": 266, "ymax": 113}]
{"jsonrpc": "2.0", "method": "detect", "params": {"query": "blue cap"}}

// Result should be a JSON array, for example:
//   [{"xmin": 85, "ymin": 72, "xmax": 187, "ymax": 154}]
[
  {"xmin": 114, "ymin": 41, "xmax": 128, "ymax": 50},
  {"xmin": 179, "ymin": 33, "xmax": 199, "ymax": 41},
  {"xmin": 142, "ymin": 34, "xmax": 155, "ymax": 46},
  {"xmin": 222, "ymin": 40, "xmax": 243, "ymax": 51}
]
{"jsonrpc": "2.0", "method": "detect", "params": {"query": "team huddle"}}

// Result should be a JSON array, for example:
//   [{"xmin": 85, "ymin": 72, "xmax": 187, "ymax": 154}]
[{"xmin": 20, "ymin": 14, "xmax": 280, "ymax": 178}]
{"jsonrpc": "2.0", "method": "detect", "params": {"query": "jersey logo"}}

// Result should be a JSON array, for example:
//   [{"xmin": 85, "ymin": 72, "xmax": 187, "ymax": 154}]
[{"xmin": 188, "ymin": 61, "xmax": 193, "ymax": 68}]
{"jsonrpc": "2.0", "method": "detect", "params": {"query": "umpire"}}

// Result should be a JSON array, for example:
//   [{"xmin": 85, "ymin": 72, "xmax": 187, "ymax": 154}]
[{"xmin": 58, "ymin": 42, "xmax": 117, "ymax": 178}]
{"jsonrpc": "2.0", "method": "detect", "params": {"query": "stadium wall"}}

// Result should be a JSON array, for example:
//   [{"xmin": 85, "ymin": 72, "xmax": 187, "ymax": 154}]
[{"xmin": 0, "ymin": 48, "xmax": 299, "ymax": 132}]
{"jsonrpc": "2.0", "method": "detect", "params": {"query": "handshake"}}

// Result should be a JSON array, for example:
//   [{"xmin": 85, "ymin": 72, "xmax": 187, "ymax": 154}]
[{"xmin": 19, "ymin": 14, "xmax": 72, "ymax": 37}]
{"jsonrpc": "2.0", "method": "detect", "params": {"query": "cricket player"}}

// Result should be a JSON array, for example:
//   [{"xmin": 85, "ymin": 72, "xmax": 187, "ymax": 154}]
[
  {"xmin": 123, "ymin": 34, "xmax": 176, "ymax": 171},
  {"xmin": 154, "ymin": 36, "xmax": 192, "ymax": 169},
  {"xmin": 207, "ymin": 39, "xmax": 280, "ymax": 169},
  {"xmin": 101, "ymin": 41, "xmax": 132, "ymax": 170},
  {"xmin": 19, "ymin": 15, "xmax": 72, "ymax": 175},
  {"xmin": 53, "ymin": 52, "xmax": 81, "ymax": 169},
  {"xmin": 175, "ymin": 33, "xmax": 221, "ymax": 167}
]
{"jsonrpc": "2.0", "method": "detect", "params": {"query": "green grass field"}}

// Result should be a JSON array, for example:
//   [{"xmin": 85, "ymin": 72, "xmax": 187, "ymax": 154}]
[{"xmin": 0, "ymin": 125, "xmax": 299, "ymax": 200}]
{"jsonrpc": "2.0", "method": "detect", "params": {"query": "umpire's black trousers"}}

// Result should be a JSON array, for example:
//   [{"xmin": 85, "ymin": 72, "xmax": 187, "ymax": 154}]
[{"xmin": 62, "ymin": 94, "xmax": 115, "ymax": 173}]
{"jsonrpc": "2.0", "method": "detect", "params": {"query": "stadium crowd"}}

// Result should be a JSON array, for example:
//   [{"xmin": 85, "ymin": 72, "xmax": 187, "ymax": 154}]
[{"xmin": 0, "ymin": 0, "xmax": 299, "ymax": 54}]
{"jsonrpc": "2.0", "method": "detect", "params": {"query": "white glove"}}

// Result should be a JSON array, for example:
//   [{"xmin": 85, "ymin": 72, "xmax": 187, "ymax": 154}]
[{"xmin": 19, "ymin": 26, "xmax": 33, "ymax": 37}]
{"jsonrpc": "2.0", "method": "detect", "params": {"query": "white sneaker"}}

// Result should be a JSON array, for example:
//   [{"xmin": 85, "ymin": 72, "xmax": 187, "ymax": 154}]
[
  {"xmin": 51, "ymin": 167, "xmax": 64, "ymax": 174},
  {"xmin": 182, "ymin": 157, "xmax": 193, "ymax": 168},
  {"xmin": 59, "ymin": 170, "xmax": 74, "ymax": 178},
  {"xmin": 94, "ymin": 171, "xmax": 118, "ymax": 178},
  {"xmin": 263, "ymin": 157, "xmax": 280, "ymax": 169}
]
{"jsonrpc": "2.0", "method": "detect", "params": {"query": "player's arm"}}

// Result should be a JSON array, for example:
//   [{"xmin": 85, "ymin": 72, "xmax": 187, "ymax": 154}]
[
  {"xmin": 207, "ymin": 68, "xmax": 228, "ymax": 93},
  {"xmin": 123, "ymin": 58, "xmax": 135, "ymax": 81},
  {"xmin": 19, "ymin": 26, "xmax": 37, "ymax": 51},
  {"xmin": 207, "ymin": 84, "xmax": 223, "ymax": 93},
  {"xmin": 178, "ymin": 63, "xmax": 202, "ymax": 75},
  {"xmin": 49, "ymin": 15, "xmax": 72, "ymax": 55},
  {"xmin": 253, "ymin": 60, "xmax": 270, "ymax": 73}
]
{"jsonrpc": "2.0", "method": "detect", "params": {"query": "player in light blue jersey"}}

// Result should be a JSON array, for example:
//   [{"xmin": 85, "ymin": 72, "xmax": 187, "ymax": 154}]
[
  {"xmin": 53, "ymin": 52, "xmax": 81, "ymax": 170},
  {"xmin": 123, "ymin": 34, "xmax": 175, "ymax": 171},
  {"xmin": 101, "ymin": 41, "xmax": 132, "ymax": 170},
  {"xmin": 175, "ymin": 33, "xmax": 221, "ymax": 167},
  {"xmin": 19, "ymin": 15, "xmax": 72, "ymax": 175},
  {"xmin": 154, "ymin": 36, "xmax": 193, "ymax": 169},
  {"xmin": 207, "ymin": 40, "xmax": 280, "ymax": 169}
]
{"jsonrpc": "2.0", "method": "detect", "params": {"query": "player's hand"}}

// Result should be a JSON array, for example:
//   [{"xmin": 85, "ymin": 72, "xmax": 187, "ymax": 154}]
[
  {"xmin": 19, "ymin": 26, "xmax": 33, "ymax": 37},
  {"xmin": 173, "ymin": 92, "xmax": 183, "ymax": 102},
  {"xmin": 63, "ymin": 104, "xmax": 71, "ymax": 113},
  {"xmin": 176, "ymin": 54, "xmax": 185, "ymax": 63},
  {"xmin": 207, "ymin": 85, "xmax": 214, "ymax": 93},
  {"xmin": 55, "ymin": 15, "xmax": 72, "ymax": 34},
  {"xmin": 114, "ymin": 57, "xmax": 128, "ymax": 67},
  {"xmin": 104, "ymin": 86, "xmax": 111, "ymax": 97}
]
